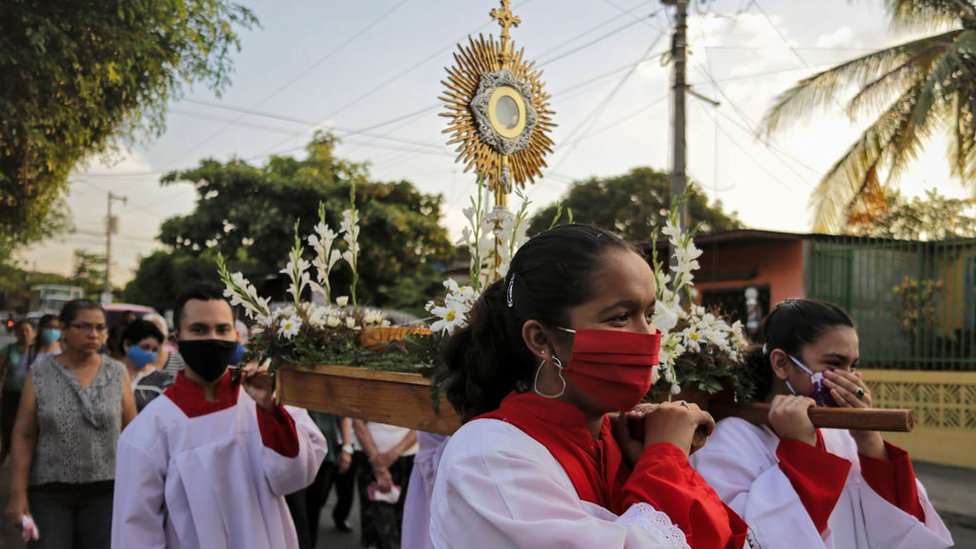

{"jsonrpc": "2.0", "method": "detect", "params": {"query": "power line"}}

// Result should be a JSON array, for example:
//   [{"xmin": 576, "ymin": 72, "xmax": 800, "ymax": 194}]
[
  {"xmin": 547, "ymin": 27, "xmax": 668, "ymax": 178},
  {"xmin": 704, "ymin": 45, "xmax": 883, "ymax": 52},
  {"xmin": 705, "ymin": 103, "xmax": 803, "ymax": 195},
  {"xmin": 599, "ymin": 0, "xmax": 660, "ymax": 29},
  {"xmin": 538, "ymin": 10, "xmax": 660, "ymax": 66},
  {"xmin": 751, "ymin": 0, "xmax": 809, "ymax": 68},
  {"xmin": 688, "ymin": 64, "xmax": 819, "ymax": 182},
  {"xmin": 247, "ymin": 0, "xmax": 540, "ymax": 162},
  {"xmin": 687, "ymin": 62, "xmax": 835, "ymax": 85},
  {"xmin": 175, "ymin": 102, "xmax": 449, "ymax": 153},
  {"xmin": 70, "ymin": 228, "xmax": 157, "ymax": 244},
  {"xmin": 533, "ymin": 1, "xmax": 646, "ymax": 59},
  {"xmin": 159, "ymin": 0, "xmax": 413, "ymax": 167},
  {"xmin": 83, "ymin": 2, "xmax": 665, "ymax": 182},
  {"xmin": 257, "ymin": 0, "xmax": 663, "ymax": 168}
]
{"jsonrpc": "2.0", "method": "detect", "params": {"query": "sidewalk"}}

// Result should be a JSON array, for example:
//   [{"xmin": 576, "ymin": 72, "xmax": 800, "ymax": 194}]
[{"xmin": 914, "ymin": 460, "xmax": 976, "ymax": 530}]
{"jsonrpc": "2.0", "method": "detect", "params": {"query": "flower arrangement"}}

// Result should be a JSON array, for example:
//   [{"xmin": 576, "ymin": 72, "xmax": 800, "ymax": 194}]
[
  {"xmin": 217, "ymin": 193, "xmax": 397, "ymax": 372},
  {"xmin": 648, "ymin": 197, "xmax": 754, "ymax": 402},
  {"xmin": 426, "ymin": 176, "xmax": 533, "ymax": 335},
  {"xmin": 426, "ymin": 185, "xmax": 753, "ymax": 403}
]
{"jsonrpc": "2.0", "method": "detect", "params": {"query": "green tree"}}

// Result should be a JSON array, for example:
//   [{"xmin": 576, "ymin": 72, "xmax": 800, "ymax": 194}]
[
  {"xmin": 762, "ymin": 0, "xmax": 976, "ymax": 232},
  {"xmin": 127, "ymin": 134, "xmax": 455, "ymax": 314},
  {"xmin": 0, "ymin": 0, "xmax": 256, "ymax": 242},
  {"xmin": 0, "ymin": 198, "xmax": 71, "ymax": 293},
  {"xmin": 527, "ymin": 167, "xmax": 744, "ymax": 241},
  {"xmin": 71, "ymin": 250, "xmax": 108, "ymax": 297},
  {"xmin": 845, "ymin": 187, "xmax": 976, "ymax": 240},
  {"xmin": 124, "ymin": 249, "xmax": 225, "ymax": 313}
]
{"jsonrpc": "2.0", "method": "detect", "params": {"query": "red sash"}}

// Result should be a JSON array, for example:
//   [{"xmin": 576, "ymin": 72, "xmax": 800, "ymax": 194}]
[
  {"xmin": 476, "ymin": 391, "xmax": 631, "ymax": 514},
  {"xmin": 476, "ymin": 391, "xmax": 749, "ymax": 549}
]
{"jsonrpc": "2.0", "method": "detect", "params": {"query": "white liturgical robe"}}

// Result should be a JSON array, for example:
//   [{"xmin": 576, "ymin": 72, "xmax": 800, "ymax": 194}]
[
  {"xmin": 111, "ymin": 372, "xmax": 327, "ymax": 549},
  {"xmin": 690, "ymin": 417, "xmax": 953, "ymax": 549},
  {"xmin": 430, "ymin": 419, "xmax": 696, "ymax": 548}
]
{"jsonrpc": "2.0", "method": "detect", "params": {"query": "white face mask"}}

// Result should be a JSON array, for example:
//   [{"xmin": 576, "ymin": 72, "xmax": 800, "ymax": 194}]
[{"xmin": 785, "ymin": 354, "xmax": 837, "ymax": 407}]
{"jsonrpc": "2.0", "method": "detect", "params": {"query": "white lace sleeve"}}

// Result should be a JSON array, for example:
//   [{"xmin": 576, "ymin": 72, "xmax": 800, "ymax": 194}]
[{"xmin": 616, "ymin": 503, "xmax": 691, "ymax": 548}]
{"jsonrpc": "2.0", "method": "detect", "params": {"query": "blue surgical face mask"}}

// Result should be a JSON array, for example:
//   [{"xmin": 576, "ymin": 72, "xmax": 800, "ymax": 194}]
[
  {"xmin": 40, "ymin": 328, "xmax": 61, "ymax": 344},
  {"xmin": 229, "ymin": 343, "xmax": 246, "ymax": 366},
  {"xmin": 786, "ymin": 354, "xmax": 838, "ymax": 407},
  {"xmin": 126, "ymin": 346, "xmax": 158, "ymax": 370}
]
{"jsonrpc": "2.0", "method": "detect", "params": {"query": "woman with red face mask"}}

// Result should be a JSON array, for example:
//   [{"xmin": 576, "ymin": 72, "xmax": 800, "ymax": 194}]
[
  {"xmin": 429, "ymin": 224, "xmax": 747, "ymax": 549},
  {"xmin": 690, "ymin": 299, "xmax": 952, "ymax": 548}
]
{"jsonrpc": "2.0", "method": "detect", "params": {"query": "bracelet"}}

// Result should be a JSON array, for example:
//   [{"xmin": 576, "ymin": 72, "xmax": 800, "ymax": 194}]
[{"xmin": 341, "ymin": 443, "xmax": 354, "ymax": 455}]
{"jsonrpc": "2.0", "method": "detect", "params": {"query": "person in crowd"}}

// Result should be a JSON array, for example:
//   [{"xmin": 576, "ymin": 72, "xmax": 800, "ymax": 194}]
[
  {"xmin": 0, "ymin": 320, "xmax": 35, "ymax": 463},
  {"xmin": 111, "ymin": 282, "xmax": 327, "ymax": 548},
  {"xmin": 353, "ymin": 420, "xmax": 417, "ymax": 549},
  {"xmin": 119, "ymin": 319, "xmax": 175, "ymax": 412},
  {"xmin": 430, "ymin": 224, "xmax": 746, "ymax": 548},
  {"xmin": 31, "ymin": 315, "xmax": 62, "ymax": 364},
  {"xmin": 5, "ymin": 300, "xmax": 136, "ymax": 548},
  {"xmin": 286, "ymin": 413, "xmax": 355, "ymax": 548},
  {"xmin": 690, "ymin": 298, "xmax": 953, "ymax": 548},
  {"xmin": 323, "ymin": 415, "xmax": 356, "ymax": 533},
  {"xmin": 120, "ymin": 310, "xmax": 138, "ymax": 328},
  {"xmin": 106, "ymin": 310, "xmax": 140, "ymax": 362},
  {"xmin": 308, "ymin": 414, "xmax": 355, "ymax": 536},
  {"xmin": 401, "ymin": 432, "xmax": 449, "ymax": 549},
  {"xmin": 141, "ymin": 312, "xmax": 184, "ymax": 373}
]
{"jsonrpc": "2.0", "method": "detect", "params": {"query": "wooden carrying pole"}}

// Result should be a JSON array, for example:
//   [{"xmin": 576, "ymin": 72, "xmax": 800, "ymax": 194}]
[{"xmin": 710, "ymin": 402, "xmax": 915, "ymax": 432}]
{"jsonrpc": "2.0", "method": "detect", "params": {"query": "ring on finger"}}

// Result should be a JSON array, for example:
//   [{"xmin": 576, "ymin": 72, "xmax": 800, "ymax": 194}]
[
  {"xmin": 679, "ymin": 401, "xmax": 690, "ymax": 409},
  {"xmin": 855, "ymin": 387, "xmax": 865, "ymax": 400}
]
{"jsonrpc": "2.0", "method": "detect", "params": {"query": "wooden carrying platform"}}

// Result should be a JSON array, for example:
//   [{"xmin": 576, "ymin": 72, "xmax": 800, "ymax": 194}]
[
  {"xmin": 275, "ymin": 364, "xmax": 461, "ymax": 435},
  {"xmin": 276, "ymin": 365, "xmax": 914, "ymax": 435}
]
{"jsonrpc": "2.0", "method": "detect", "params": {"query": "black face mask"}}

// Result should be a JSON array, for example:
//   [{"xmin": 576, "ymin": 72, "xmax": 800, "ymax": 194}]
[{"xmin": 177, "ymin": 339, "xmax": 239, "ymax": 382}]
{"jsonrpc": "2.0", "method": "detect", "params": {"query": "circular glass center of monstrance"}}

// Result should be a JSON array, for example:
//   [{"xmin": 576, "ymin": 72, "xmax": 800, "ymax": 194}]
[
  {"xmin": 495, "ymin": 95, "xmax": 520, "ymax": 129},
  {"xmin": 488, "ymin": 86, "xmax": 527, "ymax": 138}
]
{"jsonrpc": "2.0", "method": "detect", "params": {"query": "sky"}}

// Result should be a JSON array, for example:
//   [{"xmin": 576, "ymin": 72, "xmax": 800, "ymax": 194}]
[{"xmin": 20, "ymin": 0, "xmax": 971, "ymax": 286}]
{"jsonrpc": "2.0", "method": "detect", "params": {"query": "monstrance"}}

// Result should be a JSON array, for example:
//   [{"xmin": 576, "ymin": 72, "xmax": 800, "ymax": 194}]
[{"xmin": 440, "ymin": 0, "xmax": 555, "ymax": 209}]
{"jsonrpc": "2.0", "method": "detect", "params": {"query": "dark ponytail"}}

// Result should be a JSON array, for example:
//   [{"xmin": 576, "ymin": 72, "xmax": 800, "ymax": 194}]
[
  {"xmin": 746, "ymin": 298, "xmax": 855, "ymax": 399},
  {"xmin": 442, "ymin": 224, "xmax": 637, "ymax": 421}
]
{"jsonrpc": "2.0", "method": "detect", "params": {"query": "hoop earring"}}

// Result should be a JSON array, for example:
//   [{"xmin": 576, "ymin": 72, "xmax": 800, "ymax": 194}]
[{"xmin": 534, "ymin": 356, "xmax": 566, "ymax": 399}]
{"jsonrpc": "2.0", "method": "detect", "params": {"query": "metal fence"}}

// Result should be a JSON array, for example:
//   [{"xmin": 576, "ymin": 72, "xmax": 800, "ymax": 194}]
[{"xmin": 807, "ymin": 237, "xmax": 976, "ymax": 370}]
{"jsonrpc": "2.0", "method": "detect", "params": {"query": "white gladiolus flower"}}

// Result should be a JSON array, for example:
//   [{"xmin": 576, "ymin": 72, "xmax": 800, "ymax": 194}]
[
  {"xmin": 345, "ymin": 316, "xmax": 357, "ymax": 329},
  {"xmin": 341, "ymin": 250, "xmax": 355, "ymax": 267},
  {"xmin": 326, "ymin": 316, "xmax": 341, "ymax": 328},
  {"xmin": 336, "ymin": 296, "xmax": 349, "ymax": 307},
  {"xmin": 652, "ymin": 302, "xmax": 681, "ymax": 333},
  {"xmin": 670, "ymin": 383, "xmax": 682, "ymax": 395}
]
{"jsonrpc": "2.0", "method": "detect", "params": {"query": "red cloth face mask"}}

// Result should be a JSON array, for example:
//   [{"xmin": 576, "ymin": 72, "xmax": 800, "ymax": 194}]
[{"xmin": 556, "ymin": 328, "xmax": 662, "ymax": 411}]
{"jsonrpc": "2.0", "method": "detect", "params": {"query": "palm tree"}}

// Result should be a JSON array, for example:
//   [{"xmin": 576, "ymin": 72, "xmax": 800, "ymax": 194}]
[{"xmin": 762, "ymin": 0, "xmax": 976, "ymax": 232}]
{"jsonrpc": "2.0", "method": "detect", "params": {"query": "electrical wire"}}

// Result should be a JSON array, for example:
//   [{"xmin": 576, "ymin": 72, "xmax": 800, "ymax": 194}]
[{"xmin": 160, "ymin": 0, "xmax": 413, "ymax": 167}]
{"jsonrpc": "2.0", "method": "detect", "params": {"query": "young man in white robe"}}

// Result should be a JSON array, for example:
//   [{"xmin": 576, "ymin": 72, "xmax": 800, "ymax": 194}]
[{"xmin": 111, "ymin": 282, "xmax": 327, "ymax": 549}]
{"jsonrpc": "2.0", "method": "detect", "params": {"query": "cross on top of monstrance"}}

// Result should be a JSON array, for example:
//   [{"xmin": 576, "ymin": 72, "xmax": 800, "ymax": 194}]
[
  {"xmin": 440, "ymin": 0, "xmax": 555, "ymax": 209},
  {"xmin": 490, "ymin": 0, "xmax": 521, "ymax": 67}
]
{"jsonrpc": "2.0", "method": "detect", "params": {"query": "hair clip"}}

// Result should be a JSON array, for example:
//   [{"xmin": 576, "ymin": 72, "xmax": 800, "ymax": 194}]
[
  {"xmin": 507, "ymin": 273, "xmax": 516, "ymax": 308},
  {"xmin": 762, "ymin": 343, "xmax": 769, "ymax": 355}
]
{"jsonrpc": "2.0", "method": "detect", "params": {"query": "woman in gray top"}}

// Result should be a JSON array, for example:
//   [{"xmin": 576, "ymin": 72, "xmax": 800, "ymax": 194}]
[{"xmin": 5, "ymin": 300, "xmax": 136, "ymax": 548}]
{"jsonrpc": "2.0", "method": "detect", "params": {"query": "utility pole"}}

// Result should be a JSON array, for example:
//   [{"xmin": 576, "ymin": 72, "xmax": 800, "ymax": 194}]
[
  {"xmin": 666, "ymin": 0, "xmax": 689, "ymax": 231},
  {"xmin": 104, "ymin": 192, "xmax": 127, "ymax": 304}
]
